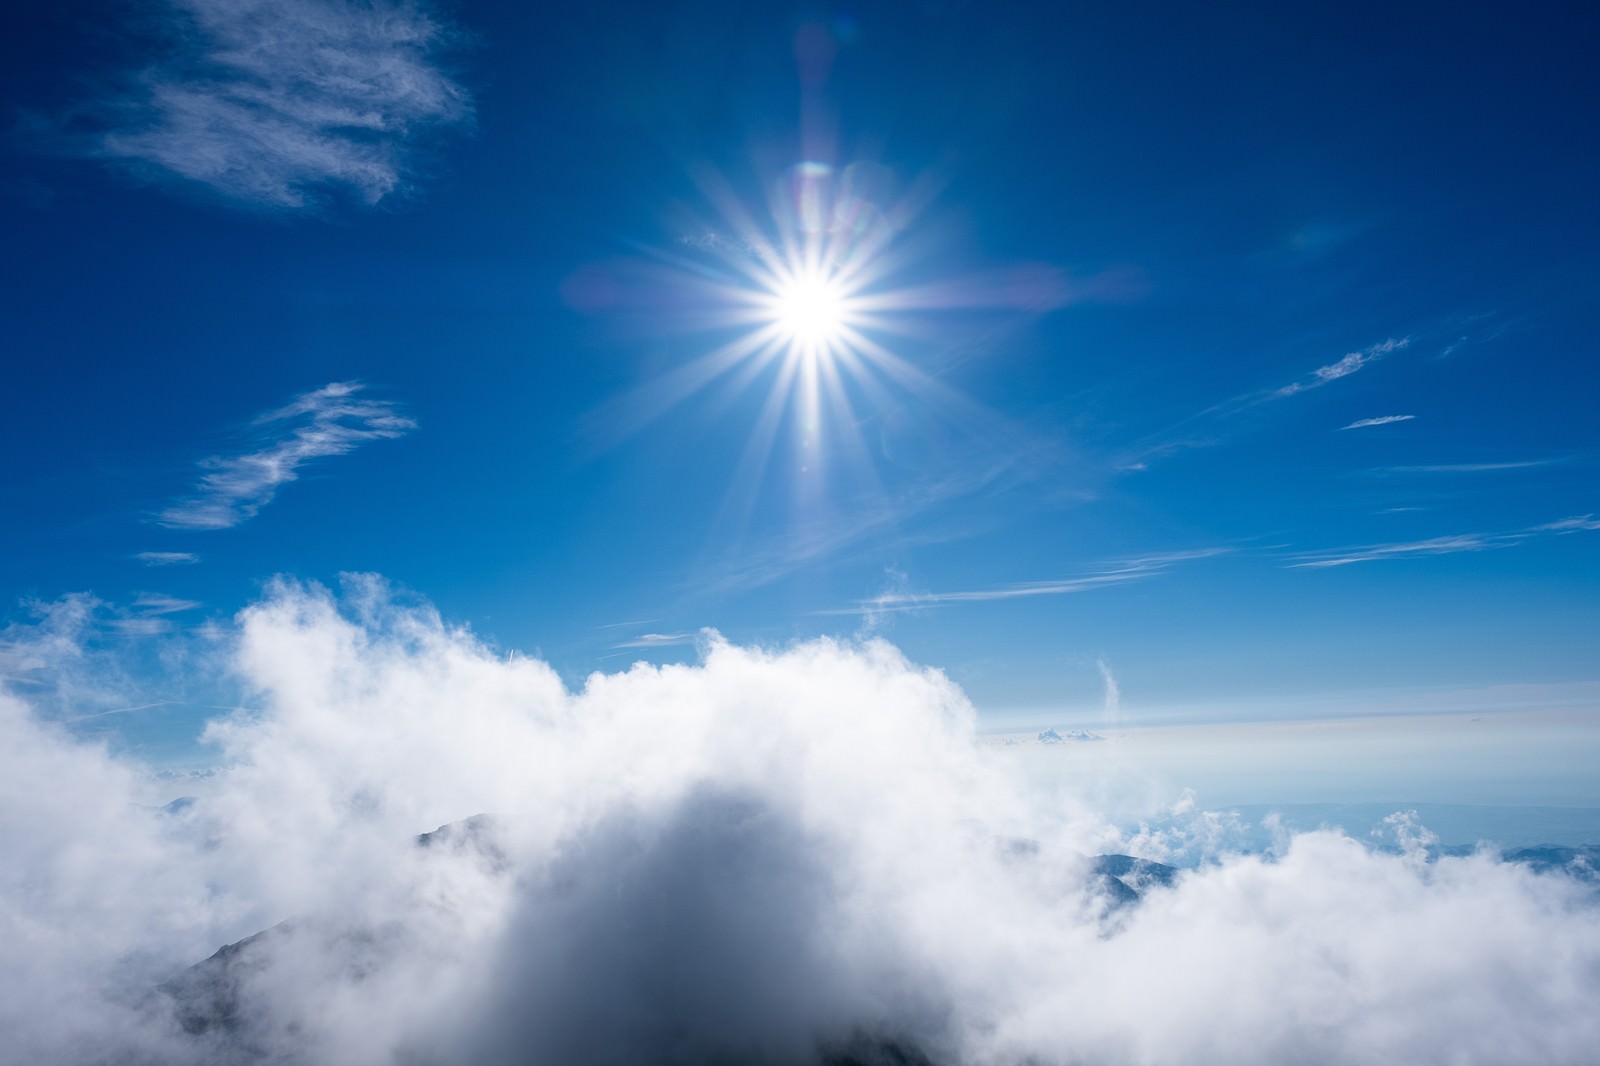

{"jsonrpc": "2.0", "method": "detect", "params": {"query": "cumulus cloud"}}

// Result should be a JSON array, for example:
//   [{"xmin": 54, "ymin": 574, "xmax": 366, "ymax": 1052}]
[
  {"xmin": 1277, "ymin": 337, "xmax": 1408, "ymax": 397},
  {"xmin": 2, "ymin": 576, "xmax": 1599, "ymax": 1065},
  {"xmin": 95, "ymin": 0, "xmax": 471, "ymax": 208},
  {"xmin": 160, "ymin": 382, "xmax": 414, "ymax": 530},
  {"xmin": 1340, "ymin": 414, "xmax": 1414, "ymax": 430}
]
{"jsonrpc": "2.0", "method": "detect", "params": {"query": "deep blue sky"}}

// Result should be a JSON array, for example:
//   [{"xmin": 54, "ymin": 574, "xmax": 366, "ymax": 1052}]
[{"xmin": 2, "ymin": 0, "xmax": 1596, "ymax": 769}]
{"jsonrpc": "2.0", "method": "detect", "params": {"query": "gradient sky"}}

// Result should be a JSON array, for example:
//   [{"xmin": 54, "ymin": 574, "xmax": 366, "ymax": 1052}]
[{"xmin": 2, "ymin": 0, "xmax": 1596, "ymax": 782}]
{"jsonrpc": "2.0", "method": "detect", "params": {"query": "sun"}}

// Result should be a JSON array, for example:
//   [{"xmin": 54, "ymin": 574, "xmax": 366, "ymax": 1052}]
[
  {"xmin": 589, "ymin": 159, "xmax": 1015, "ymax": 500},
  {"xmin": 768, "ymin": 268, "xmax": 849, "ymax": 352}
]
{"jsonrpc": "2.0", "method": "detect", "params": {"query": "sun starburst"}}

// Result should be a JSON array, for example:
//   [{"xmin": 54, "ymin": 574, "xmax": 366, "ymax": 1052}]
[
  {"xmin": 580, "ymin": 159, "xmax": 1042, "ymax": 523},
  {"xmin": 767, "ymin": 268, "xmax": 850, "ymax": 354}
]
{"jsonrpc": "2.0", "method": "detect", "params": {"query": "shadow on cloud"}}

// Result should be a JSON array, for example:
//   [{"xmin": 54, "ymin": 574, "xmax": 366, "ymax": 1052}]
[{"xmin": 2, "ymin": 576, "xmax": 1598, "ymax": 1064}]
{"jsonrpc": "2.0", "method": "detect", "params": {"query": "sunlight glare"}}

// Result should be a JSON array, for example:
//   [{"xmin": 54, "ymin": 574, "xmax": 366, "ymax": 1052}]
[{"xmin": 772, "ymin": 270, "xmax": 847, "ymax": 350}]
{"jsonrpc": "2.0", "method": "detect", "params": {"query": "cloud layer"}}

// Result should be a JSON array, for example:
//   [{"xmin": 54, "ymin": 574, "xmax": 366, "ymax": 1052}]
[
  {"xmin": 2, "ymin": 577, "xmax": 1598, "ymax": 1065},
  {"xmin": 97, "ymin": 0, "xmax": 470, "ymax": 208},
  {"xmin": 160, "ymin": 382, "xmax": 414, "ymax": 530}
]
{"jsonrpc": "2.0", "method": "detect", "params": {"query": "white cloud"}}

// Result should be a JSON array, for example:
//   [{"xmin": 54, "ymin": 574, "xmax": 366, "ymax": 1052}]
[
  {"xmin": 0, "ymin": 594, "xmax": 222, "ymax": 715},
  {"xmin": 105, "ymin": 595, "xmax": 203, "ymax": 636},
  {"xmin": 1386, "ymin": 459, "xmax": 1561, "ymax": 473},
  {"xmin": 132, "ymin": 594, "xmax": 202, "ymax": 616},
  {"xmin": 160, "ymin": 381, "xmax": 414, "ymax": 530},
  {"xmin": 1, "ymin": 577, "xmax": 1598, "ymax": 1064},
  {"xmin": 135, "ymin": 551, "xmax": 200, "ymax": 566},
  {"xmin": 611, "ymin": 631, "xmax": 696, "ymax": 649},
  {"xmin": 1291, "ymin": 533, "xmax": 1509, "ymax": 568},
  {"xmin": 1098, "ymin": 658, "xmax": 1122, "ymax": 727},
  {"xmin": 106, "ymin": 617, "xmax": 173, "ymax": 637},
  {"xmin": 95, "ymin": 0, "xmax": 471, "ymax": 208},
  {"xmin": 838, "ymin": 549, "xmax": 1228, "ymax": 616},
  {"xmin": 1291, "ymin": 516, "xmax": 1600, "ymax": 568},
  {"xmin": 1121, "ymin": 338, "xmax": 1416, "ymax": 471},
  {"xmin": 855, "ymin": 569, "xmax": 1146, "ymax": 612},
  {"xmin": 1540, "ymin": 515, "xmax": 1600, "ymax": 533},
  {"xmin": 1277, "ymin": 337, "xmax": 1409, "ymax": 397},
  {"xmin": 1340, "ymin": 414, "xmax": 1415, "ymax": 430}
]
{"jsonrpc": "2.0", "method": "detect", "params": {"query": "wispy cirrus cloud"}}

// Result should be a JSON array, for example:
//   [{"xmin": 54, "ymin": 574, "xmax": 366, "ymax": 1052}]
[
  {"xmin": 111, "ymin": 594, "xmax": 203, "ymax": 636},
  {"xmin": 1341, "ymin": 414, "xmax": 1415, "ymax": 431},
  {"xmin": 1290, "ymin": 533, "xmax": 1510, "ymax": 569},
  {"xmin": 1119, "ymin": 336, "xmax": 1415, "ymax": 469},
  {"xmin": 1277, "ymin": 338, "xmax": 1409, "ymax": 397},
  {"xmin": 611, "ymin": 632, "xmax": 696, "ymax": 650},
  {"xmin": 1383, "ymin": 459, "xmax": 1563, "ymax": 473},
  {"xmin": 131, "ymin": 595, "xmax": 201, "ymax": 616},
  {"xmin": 698, "ymin": 440, "xmax": 1063, "ymax": 597},
  {"xmin": 1540, "ymin": 515, "xmax": 1600, "ymax": 533},
  {"xmin": 160, "ymin": 382, "xmax": 414, "ymax": 530},
  {"xmin": 1290, "ymin": 516, "xmax": 1599, "ymax": 568},
  {"xmin": 93, "ymin": 0, "xmax": 471, "ymax": 208},
  {"xmin": 134, "ymin": 551, "xmax": 200, "ymax": 566},
  {"xmin": 829, "ymin": 549, "xmax": 1228, "ymax": 617}
]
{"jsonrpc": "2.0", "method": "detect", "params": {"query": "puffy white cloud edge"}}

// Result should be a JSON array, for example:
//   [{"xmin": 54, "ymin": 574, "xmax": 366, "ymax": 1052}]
[{"xmin": 1, "ymin": 576, "xmax": 1597, "ymax": 1065}]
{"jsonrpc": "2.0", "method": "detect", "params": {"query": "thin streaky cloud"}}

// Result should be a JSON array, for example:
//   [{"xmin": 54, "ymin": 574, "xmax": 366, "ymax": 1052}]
[
  {"xmin": 1540, "ymin": 515, "xmax": 1600, "ymax": 533},
  {"xmin": 66, "ymin": 700, "xmax": 181, "ymax": 722},
  {"xmin": 612, "ymin": 632, "xmax": 695, "ymax": 649},
  {"xmin": 871, "ymin": 570, "xmax": 1148, "ymax": 609},
  {"xmin": 160, "ymin": 381, "xmax": 415, "ymax": 530},
  {"xmin": 1276, "ymin": 337, "xmax": 1409, "ymax": 397},
  {"xmin": 700, "ymin": 442, "xmax": 1056, "ymax": 596},
  {"xmin": 1290, "ymin": 533, "xmax": 1509, "ymax": 569},
  {"xmin": 1290, "ymin": 516, "xmax": 1598, "ymax": 568},
  {"xmin": 827, "ymin": 549, "xmax": 1228, "ymax": 616},
  {"xmin": 93, "ymin": 0, "xmax": 471, "ymax": 209},
  {"xmin": 1438, "ymin": 310, "xmax": 1519, "ymax": 359},
  {"xmin": 1384, "ymin": 459, "xmax": 1562, "ymax": 473},
  {"xmin": 1341, "ymin": 414, "xmax": 1415, "ymax": 431},
  {"xmin": 134, "ymin": 551, "xmax": 199, "ymax": 566},
  {"xmin": 131, "ymin": 594, "xmax": 202, "ymax": 615},
  {"xmin": 1119, "ymin": 336, "xmax": 1414, "ymax": 469},
  {"xmin": 108, "ymin": 618, "xmax": 174, "ymax": 636}
]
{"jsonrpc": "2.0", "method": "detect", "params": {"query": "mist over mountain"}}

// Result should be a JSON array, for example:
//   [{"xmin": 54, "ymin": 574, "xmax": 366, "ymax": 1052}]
[
  {"xmin": 3, "ymin": 579, "xmax": 1599, "ymax": 1065},
  {"xmin": 154, "ymin": 817, "xmax": 1183, "ymax": 1057}
]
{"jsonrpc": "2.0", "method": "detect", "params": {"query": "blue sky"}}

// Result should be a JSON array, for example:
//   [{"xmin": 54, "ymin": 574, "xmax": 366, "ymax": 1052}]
[{"xmin": 2, "ymin": 0, "xmax": 1596, "ymax": 788}]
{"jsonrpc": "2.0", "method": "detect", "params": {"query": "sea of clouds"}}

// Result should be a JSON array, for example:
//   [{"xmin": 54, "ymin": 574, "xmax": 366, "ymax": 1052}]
[{"xmin": 3, "ymin": 575, "xmax": 1598, "ymax": 1065}]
